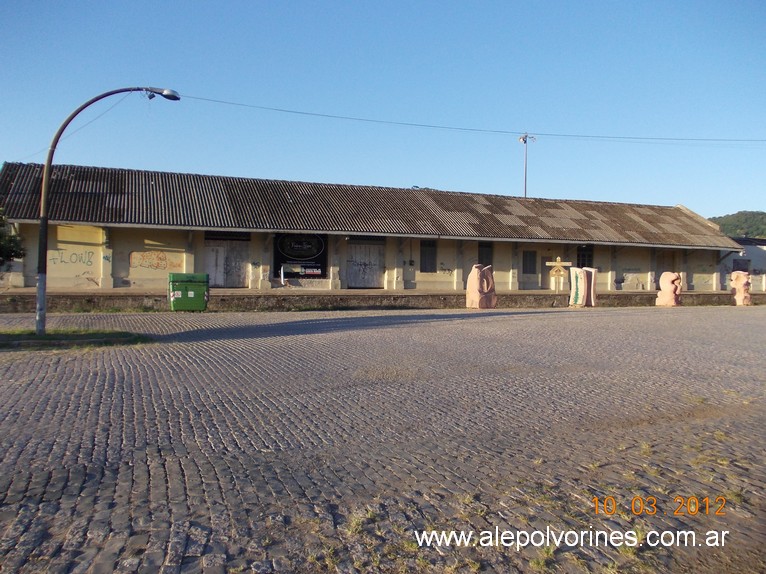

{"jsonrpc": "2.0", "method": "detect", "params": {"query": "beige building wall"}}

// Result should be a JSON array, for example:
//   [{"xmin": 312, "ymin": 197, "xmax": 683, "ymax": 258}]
[
  {"xmin": 462, "ymin": 240, "xmax": 478, "ymax": 289},
  {"xmin": 616, "ymin": 247, "xmax": 653, "ymax": 290},
  {"xmin": 684, "ymin": 250, "xmax": 718, "ymax": 292},
  {"xmin": 401, "ymin": 238, "xmax": 417, "ymax": 289},
  {"xmin": 9, "ymin": 223, "xmax": 728, "ymax": 293},
  {"xmin": 335, "ymin": 236, "xmax": 350, "ymax": 289},
  {"xmin": 414, "ymin": 238, "xmax": 462, "ymax": 291},
  {"xmin": 383, "ymin": 237, "xmax": 404, "ymax": 290},
  {"xmin": 18, "ymin": 223, "xmax": 107, "ymax": 289},
  {"xmin": 492, "ymin": 242, "xmax": 513, "ymax": 291},
  {"xmin": 593, "ymin": 246, "xmax": 612, "ymax": 291},
  {"xmin": 249, "ymin": 232, "xmax": 273, "ymax": 289},
  {"xmin": 456, "ymin": 240, "xmax": 514, "ymax": 291},
  {"xmin": 13, "ymin": 223, "xmax": 38, "ymax": 287},
  {"xmin": 517, "ymin": 243, "xmax": 570, "ymax": 290},
  {"xmin": 111, "ymin": 228, "xmax": 188, "ymax": 289},
  {"xmin": 323, "ymin": 235, "xmax": 341, "ymax": 290}
]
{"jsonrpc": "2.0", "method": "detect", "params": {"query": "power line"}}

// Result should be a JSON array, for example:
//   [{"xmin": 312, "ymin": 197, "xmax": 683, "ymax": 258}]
[
  {"xmin": 182, "ymin": 94, "xmax": 766, "ymax": 144},
  {"xmin": 15, "ymin": 93, "xmax": 134, "ymax": 161}
]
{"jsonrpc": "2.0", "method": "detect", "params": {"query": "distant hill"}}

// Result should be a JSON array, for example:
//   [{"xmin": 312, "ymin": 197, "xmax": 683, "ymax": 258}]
[{"xmin": 709, "ymin": 211, "xmax": 766, "ymax": 238}]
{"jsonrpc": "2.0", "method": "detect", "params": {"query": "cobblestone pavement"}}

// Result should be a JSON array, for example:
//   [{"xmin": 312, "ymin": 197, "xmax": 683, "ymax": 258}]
[{"xmin": 0, "ymin": 307, "xmax": 764, "ymax": 574}]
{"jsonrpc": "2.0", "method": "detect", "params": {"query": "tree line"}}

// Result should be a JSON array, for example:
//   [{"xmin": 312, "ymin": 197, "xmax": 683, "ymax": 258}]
[{"xmin": 709, "ymin": 211, "xmax": 766, "ymax": 238}]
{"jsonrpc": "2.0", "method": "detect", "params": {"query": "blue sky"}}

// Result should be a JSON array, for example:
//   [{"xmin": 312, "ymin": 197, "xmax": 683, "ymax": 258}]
[{"xmin": 1, "ymin": 1, "xmax": 763, "ymax": 218}]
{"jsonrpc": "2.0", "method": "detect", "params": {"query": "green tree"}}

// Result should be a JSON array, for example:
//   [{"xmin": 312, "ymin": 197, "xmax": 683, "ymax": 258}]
[
  {"xmin": 709, "ymin": 211, "xmax": 766, "ymax": 238},
  {"xmin": 0, "ymin": 208, "xmax": 24, "ymax": 267}
]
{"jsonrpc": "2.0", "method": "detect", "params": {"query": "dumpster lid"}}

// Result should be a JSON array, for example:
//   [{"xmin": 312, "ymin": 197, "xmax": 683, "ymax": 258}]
[{"xmin": 168, "ymin": 273, "xmax": 209, "ymax": 282}]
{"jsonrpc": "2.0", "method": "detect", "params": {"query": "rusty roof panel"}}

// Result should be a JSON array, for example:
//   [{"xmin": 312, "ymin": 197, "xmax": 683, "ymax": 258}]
[
  {"xmin": 0, "ymin": 162, "xmax": 741, "ymax": 250},
  {"xmin": 625, "ymin": 231, "xmax": 648, "ymax": 242},
  {"xmin": 496, "ymin": 213, "xmax": 525, "ymax": 227},
  {"xmin": 525, "ymin": 226, "xmax": 548, "ymax": 238},
  {"xmin": 540, "ymin": 216, "xmax": 579, "ymax": 229}
]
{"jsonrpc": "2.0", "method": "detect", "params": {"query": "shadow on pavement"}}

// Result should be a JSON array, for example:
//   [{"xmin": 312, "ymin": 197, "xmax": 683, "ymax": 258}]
[{"xmin": 152, "ymin": 309, "xmax": 569, "ymax": 343}]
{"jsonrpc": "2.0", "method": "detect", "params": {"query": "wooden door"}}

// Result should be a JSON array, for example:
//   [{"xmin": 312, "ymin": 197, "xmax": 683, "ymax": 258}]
[
  {"xmin": 346, "ymin": 242, "xmax": 385, "ymax": 288},
  {"xmin": 205, "ymin": 240, "xmax": 249, "ymax": 287},
  {"xmin": 223, "ymin": 241, "xmax": 249, "ymax": 287},
  {"xmin": 204, "ymin": 243, "xmax": 226, "ymax": 287}
]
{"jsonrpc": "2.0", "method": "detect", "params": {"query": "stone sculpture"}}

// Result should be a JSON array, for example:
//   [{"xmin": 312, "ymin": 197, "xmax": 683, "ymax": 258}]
[
  {"xmin": 569, "ymin": 267, "xmax": 587, "ymax": 307},
  {"xmin": 621, "ymin": 273, "xmax": 644, "ymax": 291},
  {"xmin": 655, "ymin": 271, "xmax": 682, "ymax": 306},
  {"xmin": 569, "ymin": 266, "xmax": 598, "ymax": 307},
  {"xmin": 466, "ymin": 264, "xmax": 498, "ymax": 309},
  {"xmin": 731, "ymin": 271, "xmax": 752, "ymax": 306},
  {"xmin": 584, "ymin": 267, "xmax": 598, "ymax": 306}
]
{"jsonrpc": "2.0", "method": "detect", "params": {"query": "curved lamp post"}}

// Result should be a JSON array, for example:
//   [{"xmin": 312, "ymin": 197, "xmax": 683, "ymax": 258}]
[{"xmin": 36, "ymin": 87, "xmax": 180, "ymax": 335}]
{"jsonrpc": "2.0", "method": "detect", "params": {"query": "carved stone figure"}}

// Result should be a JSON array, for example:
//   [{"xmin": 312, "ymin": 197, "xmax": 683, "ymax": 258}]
[
  {"xmin": 466, "ymin": 264, "xmax": 497, "ymax": 309},
  {"xmin": 655, "ymin": 271, "xmax": 682, "ymax": 306},
  {"xmin": 583, "ymin": 267, "xmax": 598, "ymax": 307},
  {"xmin": 731, "ymin": 271, "xmax": 752, "ymax": 306},
  {"xmin": 569, "ymin": 267, "xmax": 587, "ymax": 307},
  {"xmin": 570, "ymin": 266, "xmax": 598, "ymax": 307},
  {"xmin": 621, "ymin": 273, "xmax": 644, "ymax": 291}
]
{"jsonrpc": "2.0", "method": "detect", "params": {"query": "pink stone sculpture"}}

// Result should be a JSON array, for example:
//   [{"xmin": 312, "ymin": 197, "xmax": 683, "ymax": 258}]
[
  {"xmin": 480, "ymin": 265, "xmax": 498, "ymax": 308},
  {"xmin": 466, "ymin": 264, "xmax": 483, "ymax": 308},
  {"xmin": 655, "ymin": 271, "xmax": 682, "ymax": 306},
  {"xmin": 731, "ymin": 271, "xmax": 752, "ymax": 306},
  {"xmin": 466, "ymin": 264, "xmax": 498, "ymax": 309},
  {"xmin": 583, "ymin": 267, "xmax": 598, "ymax": 307}
]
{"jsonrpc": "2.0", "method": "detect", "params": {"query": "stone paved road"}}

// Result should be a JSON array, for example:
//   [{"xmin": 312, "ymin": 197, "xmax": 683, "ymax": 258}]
[{"xmin": 0, "ymin": 307, "xmax": 764, "ymax": 573}]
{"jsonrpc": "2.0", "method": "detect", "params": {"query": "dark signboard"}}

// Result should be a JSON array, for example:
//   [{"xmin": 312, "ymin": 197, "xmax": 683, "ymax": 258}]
[{"xmin": 274, "ymin": 234, "xmax": 328, "ymax": 278}]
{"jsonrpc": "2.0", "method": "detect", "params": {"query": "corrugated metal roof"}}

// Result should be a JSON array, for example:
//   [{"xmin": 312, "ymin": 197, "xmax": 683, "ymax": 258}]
[{"xmin": 0, "ymin": 162, "xmax": 741, "ymax": 250}]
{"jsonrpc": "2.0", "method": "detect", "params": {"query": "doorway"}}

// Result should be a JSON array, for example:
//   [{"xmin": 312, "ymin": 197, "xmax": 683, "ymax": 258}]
[
  {"xmin": 346, "ymin": 238, "xmax": 386, "ymax": 288},
  {"xmin": 204, "ymin": 233, "xmax": 250, "ymax": 287}
]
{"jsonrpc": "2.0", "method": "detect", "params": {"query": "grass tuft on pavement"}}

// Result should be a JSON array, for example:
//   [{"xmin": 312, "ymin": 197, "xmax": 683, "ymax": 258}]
[{"xmin": 0, "ymin": 329, "xmax": 152, "ymax": 349}]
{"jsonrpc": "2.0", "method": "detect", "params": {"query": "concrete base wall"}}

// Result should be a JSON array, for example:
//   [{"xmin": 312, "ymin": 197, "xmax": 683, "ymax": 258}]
[{"xmin": 0, "ymin": 291, "xmax": 762, "ymax": 313}]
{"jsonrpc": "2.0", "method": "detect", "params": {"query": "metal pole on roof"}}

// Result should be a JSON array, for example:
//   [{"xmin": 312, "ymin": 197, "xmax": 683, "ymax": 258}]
[
  {"xmin": 518, "ymin": 133, "xmax": 536, "ymax": 198},
  {"xmin": 35, "ymin": 87, "xmax": 180, "ymax": 335}
]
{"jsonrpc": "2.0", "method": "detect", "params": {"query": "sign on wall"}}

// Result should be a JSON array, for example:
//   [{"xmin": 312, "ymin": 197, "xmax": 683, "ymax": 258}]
[{"xmin": 274, "ymin": 234, "xmax": 328, "ymax": 278}]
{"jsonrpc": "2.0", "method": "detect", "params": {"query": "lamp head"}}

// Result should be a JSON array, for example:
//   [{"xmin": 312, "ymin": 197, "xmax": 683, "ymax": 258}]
[
  {"xmin": 146, "ymin": 87, "xmax": 181, "ymax": 101},
  {"xmin": 159, "ymin": 89, "xmax": 181, "ymax": 101}
]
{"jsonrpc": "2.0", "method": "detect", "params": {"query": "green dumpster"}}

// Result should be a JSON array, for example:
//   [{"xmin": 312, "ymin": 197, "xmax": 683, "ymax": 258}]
[{"xmin": 168, "ymin": 273, "xmax": 209, "ymax": 311}]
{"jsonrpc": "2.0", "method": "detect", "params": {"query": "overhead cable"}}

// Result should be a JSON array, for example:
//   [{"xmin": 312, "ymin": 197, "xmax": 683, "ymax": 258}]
[{"xmin": 182, "ymin": 94, "xmax": 766, "ymax": 144}]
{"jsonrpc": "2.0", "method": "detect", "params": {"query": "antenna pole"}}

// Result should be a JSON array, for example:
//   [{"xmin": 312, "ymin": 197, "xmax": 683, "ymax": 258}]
[{"xmin": 518, "ymin": 133, "xmax": 536, "ymax": 198}]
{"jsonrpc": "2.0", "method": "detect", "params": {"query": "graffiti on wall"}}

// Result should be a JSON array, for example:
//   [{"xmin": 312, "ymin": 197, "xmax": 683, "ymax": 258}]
[
  {"xmin": 129, "ymin": 251, "xmax": 183, "ymax": 271},
  {"xmin": 48, "ymin": 249, "xmax": 95, "ymax": 267}
]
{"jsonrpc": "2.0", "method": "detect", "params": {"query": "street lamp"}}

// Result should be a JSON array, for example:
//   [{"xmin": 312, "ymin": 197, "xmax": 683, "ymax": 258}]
[
  {"xmin": 36, "ymin": 87, "xmax": 180, "ymax": 335},
  {"xmin": 518, "ymin": 133, "xmax": 536, "ymax": 198}
]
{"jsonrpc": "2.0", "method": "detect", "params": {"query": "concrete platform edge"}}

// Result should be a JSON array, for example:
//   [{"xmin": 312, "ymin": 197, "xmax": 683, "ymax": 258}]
[{"xmin": 0, "ymin": 290, "xmax": 762, "ymax": 313}]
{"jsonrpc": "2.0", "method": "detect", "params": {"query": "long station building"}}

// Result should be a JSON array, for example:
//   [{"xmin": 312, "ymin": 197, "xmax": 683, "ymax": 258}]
[{"xmin": 0, "ymin": 162, "xmax": 742, "ymax": 292}]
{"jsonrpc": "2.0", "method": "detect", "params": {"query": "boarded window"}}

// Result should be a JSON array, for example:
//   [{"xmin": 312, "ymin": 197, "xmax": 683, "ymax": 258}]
[
  {"xmin": 522, "ymin": 250, "xmax": 537, "ymax": 274},
  {"xmin": 733, "ymin": 258, "xmax": 750, "ymax": 272},
  {"xmin": 577, "ymin": 245, "xmax": 594, "ymax": 268},
  {"xmin": 420, "ymin": 240, "xmax": 437, "ymax": 273},
  {"xmin": 478, "ymin": 242, "xmax": 493, "ymax": 267}
]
